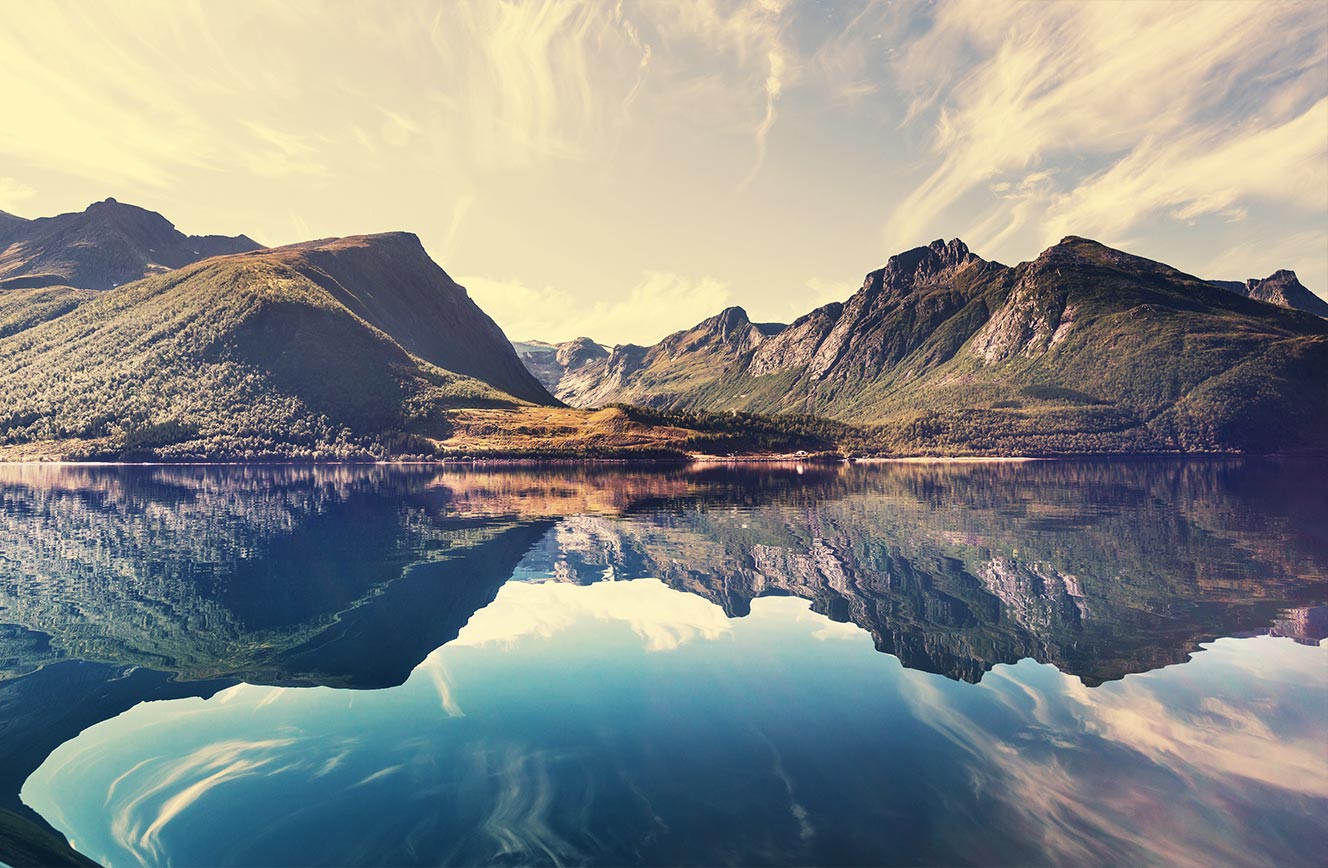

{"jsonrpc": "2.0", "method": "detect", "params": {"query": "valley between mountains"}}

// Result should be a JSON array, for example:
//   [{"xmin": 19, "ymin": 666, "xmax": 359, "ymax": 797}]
[{"xmin": 1, "ymin": 199, "xmax": 1325, "ymax": 461}]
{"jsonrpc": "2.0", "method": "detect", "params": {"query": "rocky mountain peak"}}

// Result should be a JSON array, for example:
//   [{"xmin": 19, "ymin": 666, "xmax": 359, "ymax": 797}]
[
  {"xmin": 556, "ymin": 336, "xmax": 609, "ymax": 369},
  {"xmin": 700, "ymin": 306, "xmax": 753, "ymax": 339},
  {"xmin": 1250, "ymin": 269, "xmax": 1299, "ymax": 291},
  {"xmin": 870, "ymin": 238, "xmax": 979, "ymax": 296},
  {"xmin": 1242, "ymin": 269, "xmax": 1328, "ymax": 317}
]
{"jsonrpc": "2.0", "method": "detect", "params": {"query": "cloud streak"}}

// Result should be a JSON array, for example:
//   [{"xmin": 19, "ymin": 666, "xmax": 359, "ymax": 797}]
[{"xmin": 885, "ymin": 0, "xmax": 1328, "ymax": 272}]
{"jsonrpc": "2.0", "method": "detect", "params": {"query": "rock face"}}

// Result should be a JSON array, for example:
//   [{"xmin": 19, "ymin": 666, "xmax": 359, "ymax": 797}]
[
  {"xmin": 1209, "ymin": 269, "xmax": 1328, "ymax": 317},
  {"xmin": 0, "ymin": 198, "xmax": 263, "ymax": 290},
  {"xmin": 513, "ymin": 235, "xmax": 1328, "ymax": 454},
  {"xmin": 749, "ymin": 238, "xmax": 994, "ymax": 381}
]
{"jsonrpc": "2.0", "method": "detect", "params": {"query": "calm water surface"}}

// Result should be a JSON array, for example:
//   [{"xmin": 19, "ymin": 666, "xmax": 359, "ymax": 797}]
[{"xmin": 0, "ymin": 461, "xmax": 1324, "ymax": 867}]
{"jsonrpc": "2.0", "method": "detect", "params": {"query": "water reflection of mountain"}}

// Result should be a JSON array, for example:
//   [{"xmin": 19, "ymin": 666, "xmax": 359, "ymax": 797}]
[
  {"xmin": 526, "ymin": 461, "xmax": 1328, "ymax": 685},
  {"xmin": 0, "ymin": 461, "xmax": 1324, "ymax": 866}
]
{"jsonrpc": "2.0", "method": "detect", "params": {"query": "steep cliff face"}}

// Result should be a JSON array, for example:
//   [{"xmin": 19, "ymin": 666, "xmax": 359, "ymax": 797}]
[
  {"xmin": 248, "ymin": 233, "xmax": 556, "ymax": 406},
  {"xmin": 0, "ymin": 198, "xmax": 261, "ymax": 290},
  {"xmin": 512, "ymin": 337, "xmax": 611, "ymax": 393},
  {"xmin": 1210, "ymin": 269, "xmax": 1328, "ymax": 317}
]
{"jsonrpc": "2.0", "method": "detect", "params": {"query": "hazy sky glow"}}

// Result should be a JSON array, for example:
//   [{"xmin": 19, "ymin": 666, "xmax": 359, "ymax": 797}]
[{"xmin": 2, "ymin": 0, "xmax": 1325, "ymax": 343}]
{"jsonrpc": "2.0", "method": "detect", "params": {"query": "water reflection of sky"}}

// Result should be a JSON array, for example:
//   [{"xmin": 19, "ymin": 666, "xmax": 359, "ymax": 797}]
[{"xmin": 23, "ymin": 578, "xmax": 1328, "ymax": 868}]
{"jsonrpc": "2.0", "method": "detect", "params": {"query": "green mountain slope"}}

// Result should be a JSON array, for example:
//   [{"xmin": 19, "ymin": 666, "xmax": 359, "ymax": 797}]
[
  {"xmin": 0, "ymin": 233, "xmax": 558, "ymax": 460},
  {"xmin": 538, "ymin": 237, "xmax": 1328, "ymax": 454},
  {"xmin": 0, "ymin": 285, "xmax": 96, "ymax": 340}
]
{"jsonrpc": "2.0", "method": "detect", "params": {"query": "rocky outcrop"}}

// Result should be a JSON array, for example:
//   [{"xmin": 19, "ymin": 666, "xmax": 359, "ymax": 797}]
[
  {"xmin": 751, "ymin": 238, "xmax": 994, "ymax": 380},
  {"xmin": 0, "ymin": 198, "xmax": 262, "ymax": 290}
]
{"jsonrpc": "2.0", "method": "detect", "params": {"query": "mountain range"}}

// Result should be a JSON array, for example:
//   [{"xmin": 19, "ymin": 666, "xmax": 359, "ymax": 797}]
[
  {"xmin": 521, "ymin": 237, "xmax": 1328, "ymax": 454},
  {"xmin": 0, "ymin": 197, "xmax": 1325, "ymax": 459}
]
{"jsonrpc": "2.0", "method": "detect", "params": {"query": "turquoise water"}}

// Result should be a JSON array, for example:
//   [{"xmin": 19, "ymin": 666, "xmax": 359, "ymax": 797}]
[{"xmin": 0, "ymin": 461, "xmax": 1324, "ymax": 866}]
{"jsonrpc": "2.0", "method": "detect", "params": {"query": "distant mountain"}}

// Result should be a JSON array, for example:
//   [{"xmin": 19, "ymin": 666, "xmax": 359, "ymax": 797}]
[
  {"xmin": 1209, "ymin": 269, "xmax": 1328, "ymax": 317},
  {"xmin": 0, "ymin": 232, "xmax": 559, "ymax": 460},
  {"xmin": 527, "ymin": 237, "xmax": 1327, "ymax": 454},
  {"xmin": 0, "ymin": 198, "xmax": 262, "ymax": 290},
  {"xmin": 512, "ymin": 337, "xmax": 611, "ymax": 394},
  {"xmin": 525, "ymin": 308, "xmax": 787, "ymax": 407}
]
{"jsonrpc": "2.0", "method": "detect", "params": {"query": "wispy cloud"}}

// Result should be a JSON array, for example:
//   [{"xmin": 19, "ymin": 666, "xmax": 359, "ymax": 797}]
[{"xmin": 885, "ymin": 0, "xmax": 1328, "ymax": 260}]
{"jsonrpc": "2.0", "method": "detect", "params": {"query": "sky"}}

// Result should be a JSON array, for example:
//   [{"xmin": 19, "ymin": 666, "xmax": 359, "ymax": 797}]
[{"xmin": 1, "ymin": 0, "xmax": 1325, "ymax": 345}]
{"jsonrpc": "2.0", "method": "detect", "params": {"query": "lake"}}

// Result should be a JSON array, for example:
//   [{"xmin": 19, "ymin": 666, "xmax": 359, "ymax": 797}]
[{"xmin": 0, "ymin": 460, "xmax": 1324, "ymax": 867}]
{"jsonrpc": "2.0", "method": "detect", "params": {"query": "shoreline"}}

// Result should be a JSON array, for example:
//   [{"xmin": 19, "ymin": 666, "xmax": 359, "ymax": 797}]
[{"xmin": 0, "ymin": 452, "xmax": 1306, "ymax": 468}]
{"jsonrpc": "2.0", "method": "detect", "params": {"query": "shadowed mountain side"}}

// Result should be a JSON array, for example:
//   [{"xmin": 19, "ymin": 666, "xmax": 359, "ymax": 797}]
[
  {"xmin": 0, "ymin": 199, "xmax": 261, "ymax": 291},
  {"xmin": 268, "ymin": 521, "xmax": 555, "ymax": 689},
  {"xmin": 244, "ymin": 234, "xmax": 555, "ymax": 406},
  {"xmin": 523, "ymin": 238, "xmax": 1328, "ymax": 455},
  {"xmin": 0, "ymin": 235, "xmax": 555, "ymax": 460}
]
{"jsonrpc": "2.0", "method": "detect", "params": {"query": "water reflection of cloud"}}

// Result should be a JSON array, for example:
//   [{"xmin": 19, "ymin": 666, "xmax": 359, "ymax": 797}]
[
  {"xmin": 108, "ymin": 738, "xmax": 303, "ymax": 864},
  {"xmin": 449, "ymin": 578, "xmax": 733, "ymax": 652},
  {"xmin": 900, "ymin": 638, "xmax": 1328, "ymax": 867},
  {"xmin": 479, "ymin": 745, "xmax": 583, "ymax": 866}
]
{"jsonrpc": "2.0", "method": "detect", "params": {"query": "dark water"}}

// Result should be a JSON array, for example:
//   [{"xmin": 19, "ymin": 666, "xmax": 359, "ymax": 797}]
[{"xmin": 0, "ymin": 460, "xmax": 1324, "ymax": 867}]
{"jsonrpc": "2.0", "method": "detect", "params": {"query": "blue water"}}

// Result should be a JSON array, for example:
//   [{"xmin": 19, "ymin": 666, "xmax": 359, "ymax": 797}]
[{"xmin": 0, "ymin": 461, "xmax": 1324, "ymax": 866}]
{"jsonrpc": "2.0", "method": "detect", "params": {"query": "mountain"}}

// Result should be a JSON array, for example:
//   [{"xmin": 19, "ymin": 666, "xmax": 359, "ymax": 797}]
[
  {"xmin": 530, "ymin": 237, "xmax": 1328, "ymax": 454},
  {"xmin": 0, "ymin": 232, "xmax": 559, "ymax": 460},
  {"xmin": 0, "ymin": 198, "xmax": 261, "ymax": 290},
  {"xmin": 1209, "ymin": 269, "xmax": 1328, "ymax": 317},
  {"xmin": 0, "ymin": 211, "xmax": 26, "ymax": 244},
  {"xmin": 0, "ymin": 285, "xmax": 96, "ymax": 340},
  {"xmin": 535, "ymin": 307, "xmax": 786, "ymax": 407},
  {"xmin": 512, "ymin": 337, "xmax": 610, "ymax": 393}
]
